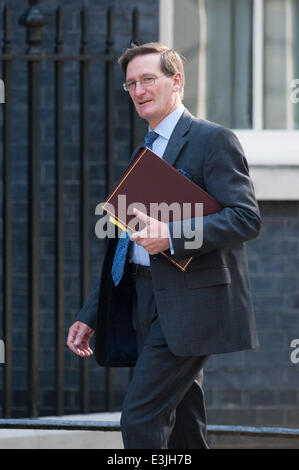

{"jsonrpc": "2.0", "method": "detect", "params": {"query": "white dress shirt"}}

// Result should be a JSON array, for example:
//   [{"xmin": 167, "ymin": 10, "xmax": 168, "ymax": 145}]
[{"xmin": 129, "ymin": 103, "xmax": 185, "ymax": 266}]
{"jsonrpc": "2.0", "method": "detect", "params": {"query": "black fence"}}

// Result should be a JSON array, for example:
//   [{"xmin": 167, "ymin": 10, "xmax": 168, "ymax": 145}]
[
  {"xmin": 1, "ymin": 0, "xmax": 143, "ymax": 418},
  {"xmin": 1, "ymin": 419, "xmax": 299, "ymax": 441}
]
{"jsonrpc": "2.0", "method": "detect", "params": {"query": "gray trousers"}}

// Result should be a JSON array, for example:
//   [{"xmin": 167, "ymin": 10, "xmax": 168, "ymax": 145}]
[{"xmin": 120, "ymin": 272, "xmax": 210, "ymax": 449}]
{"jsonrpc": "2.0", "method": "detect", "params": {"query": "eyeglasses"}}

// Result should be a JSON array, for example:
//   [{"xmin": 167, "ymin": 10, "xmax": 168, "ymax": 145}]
[{"xmin": 123, "ymin": 75, "xmax": 165, "ymax": 92}]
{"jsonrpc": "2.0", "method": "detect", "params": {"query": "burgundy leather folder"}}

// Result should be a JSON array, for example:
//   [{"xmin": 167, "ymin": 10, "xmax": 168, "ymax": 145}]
[{"xmin": 102, "ymin": 146, "xmax": 222, "ymax": 271}]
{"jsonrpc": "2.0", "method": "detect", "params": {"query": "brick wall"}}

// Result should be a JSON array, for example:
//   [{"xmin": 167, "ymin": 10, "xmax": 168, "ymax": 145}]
[{"xmin": 206, "ymin": 201, "xmax": 299, "ymax": 447}]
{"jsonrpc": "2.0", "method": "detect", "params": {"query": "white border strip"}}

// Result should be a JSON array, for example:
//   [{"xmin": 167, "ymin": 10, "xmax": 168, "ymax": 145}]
[
  {"xmin": 252, "ymin": 0, "xmax": 264, "ymax": 130},
  {"xmin": 197, "ymin": 0, "xmax": 207, "ymax": 119},
  {"xmin": 285, "ymin": 0, "xmax": 294, "ymax": 130},
  {"xmin": 159, "ymin": 0, "xmax": 174, "ymax": 48}
]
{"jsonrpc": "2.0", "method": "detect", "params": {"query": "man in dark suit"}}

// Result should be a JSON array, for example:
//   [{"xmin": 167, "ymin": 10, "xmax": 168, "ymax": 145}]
[{"xmin": 67, "ymin": 42, "xmax": 261, "ymax": 449}]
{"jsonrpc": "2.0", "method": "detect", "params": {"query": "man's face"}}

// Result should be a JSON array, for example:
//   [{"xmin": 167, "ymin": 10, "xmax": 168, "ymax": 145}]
[{"xmin": 125, "ymin": 53, "xmax": 181, "ymax": 129}]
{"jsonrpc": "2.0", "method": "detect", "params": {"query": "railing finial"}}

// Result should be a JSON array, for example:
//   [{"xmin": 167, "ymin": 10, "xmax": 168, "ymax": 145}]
[{"xmin": 19, "ymin": 0, "xmax": 46, "ymax": 54}]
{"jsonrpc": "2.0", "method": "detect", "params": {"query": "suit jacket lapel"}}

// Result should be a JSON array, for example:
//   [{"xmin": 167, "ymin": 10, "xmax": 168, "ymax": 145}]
[
  {"xmin": 162, "ymin": 109, "xmax": 193, "ymax": 167},
  {"xmin": 129, "ymin": 109, "xmax": 194, "ymax": 166}
]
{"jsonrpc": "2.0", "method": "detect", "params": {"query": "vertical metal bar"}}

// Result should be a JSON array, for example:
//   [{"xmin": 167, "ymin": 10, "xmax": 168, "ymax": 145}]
[
  {"xmin": 129, "ymin": 8, "xmax": 140, "ymax": 384},
  {"xmin": 105, "ymin": 7, "xmax": 115, "ymax": 411},
  {"xmin": 2, "ymin": 4, "xmax": 12, "ymax": 419},
  {"xmin": 55, "ymin": 6, "xmax": 64, "ymax": 416},
  {"xmin": 130, "ymin": 8, "xmax": 140, "ymax": 153},
  {"xmin": 80, "ymin": 7, "xmax": 90, "ymax": 414},
  {"xmin": 27, "ymin": 54, "xmax": 40, "ymax": 419},
  {"xmin": 19, "ymin": 0, "xmax": 45, "ymax": 418},
  {"xmin": 105, "ymin": 8, "xmax": 115, "ymax": 194},
  {"xmin": 230, "ymin": 0, "xmax": 236, "ymax": 128}
]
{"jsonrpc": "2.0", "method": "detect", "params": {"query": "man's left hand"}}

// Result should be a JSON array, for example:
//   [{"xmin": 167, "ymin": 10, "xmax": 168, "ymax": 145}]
[{"xmin": 130, "ymin": 208, "xmax": 170, "ymax": 254}]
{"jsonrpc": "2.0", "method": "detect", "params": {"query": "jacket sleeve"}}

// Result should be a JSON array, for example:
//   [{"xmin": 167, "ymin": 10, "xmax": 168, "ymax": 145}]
[
  {"xmin": 168, "ymin": 127, "xmax": 262, "ymax": 259},
  {"xmin": 76, "ymin": 273, "xmax": 101, "ymax": 330}
]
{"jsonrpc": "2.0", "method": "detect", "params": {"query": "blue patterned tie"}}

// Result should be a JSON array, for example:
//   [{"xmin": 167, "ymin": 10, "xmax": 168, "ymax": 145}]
[
  {"xmin": 111, "ymin": 130, "xmax": 159, "ymax": 286},
  {"xmin": 143, "ymin": 130, "xmax": 159, "ymax": 149}
]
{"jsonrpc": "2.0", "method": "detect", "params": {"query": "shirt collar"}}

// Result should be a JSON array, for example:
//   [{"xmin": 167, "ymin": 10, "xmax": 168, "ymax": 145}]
[{"xmin": 149, "ymin": 103, "xmax": 185, "ymax": 140}]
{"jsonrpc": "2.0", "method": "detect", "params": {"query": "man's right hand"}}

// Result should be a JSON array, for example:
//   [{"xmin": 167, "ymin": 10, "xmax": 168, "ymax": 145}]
[{"xmin": 66, "ymin": 320, "xmax": 95, "ymax": 357}]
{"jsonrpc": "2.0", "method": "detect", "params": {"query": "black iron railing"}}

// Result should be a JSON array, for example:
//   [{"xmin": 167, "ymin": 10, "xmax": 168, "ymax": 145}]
[
  {"xmin": 1, "ymin": 0, "xmax": 141, "ymax": 419},
  {"xmin": 0, "ymin": 419, "xmax": 298, "ymax": 441}
]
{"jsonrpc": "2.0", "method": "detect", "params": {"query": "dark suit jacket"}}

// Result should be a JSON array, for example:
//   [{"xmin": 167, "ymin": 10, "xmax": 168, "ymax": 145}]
[{"xmin": 77, "ymin": 109, "xmax": 262, "ymax": 366}]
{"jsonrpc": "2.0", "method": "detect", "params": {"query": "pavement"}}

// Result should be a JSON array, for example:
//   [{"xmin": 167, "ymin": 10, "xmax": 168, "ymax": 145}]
[{"xmin": 0, "ymin": 411, "xmax": 123, "ymax": 449}]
